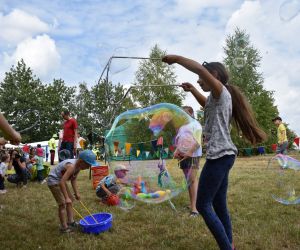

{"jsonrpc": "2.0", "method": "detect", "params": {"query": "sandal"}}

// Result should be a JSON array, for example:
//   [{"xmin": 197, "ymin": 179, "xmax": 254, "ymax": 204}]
[
  {"xmin": 189, "ymin": 211, "xmax": 199, "ymax": 217},
  {"xmin": 60, "ymin": 227, "xmax": 73, "ymax": 233}
]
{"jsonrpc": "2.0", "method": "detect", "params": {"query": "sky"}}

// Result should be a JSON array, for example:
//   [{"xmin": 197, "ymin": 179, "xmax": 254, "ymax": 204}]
[{"xmin": 0, "ymin": 0, "xmax": 300, "ymax": 135}]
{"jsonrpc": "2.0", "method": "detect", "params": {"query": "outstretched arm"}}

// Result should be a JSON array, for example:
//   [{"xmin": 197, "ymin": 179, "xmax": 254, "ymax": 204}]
[
  {"xmin": 0, "ymin": 113, "xmax": 21, "ymax": 145},
  {"xmin": 181, "ymin": 82, "xmax": 206, "ymax": 107},
  {"xmin": 162, "ymin": 55, "xmax": 223, "ymax": 99}
]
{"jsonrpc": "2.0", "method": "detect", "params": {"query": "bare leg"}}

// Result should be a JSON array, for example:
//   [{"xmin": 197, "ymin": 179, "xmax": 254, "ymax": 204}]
[
  {"xmin": 58, "ymin": 204, "xmax": 68, "ymax": 229},
  {"xmin": 66, "ymin": 203, "xmax": 74, "ymax": 224},
  {"xmin": 188, "ymin": 169, "xmax": 199, "ymax": 213}
]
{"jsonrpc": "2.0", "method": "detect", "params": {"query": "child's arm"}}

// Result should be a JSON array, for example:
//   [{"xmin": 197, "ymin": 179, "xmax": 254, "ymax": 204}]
[
  {"xmin": 100, "ymin": 183, "xmax": 112, "ymax": 196},
  {"xmin": 162, "ymin": 55, "xmax": 223, "ymax": 99},
  {"xmin": 7, "ymin": 159, "xmax": 13, "ymax": 170},
  {"xmin": 59, "ymin": 164, "xmax": 75, "ymax": 204},
  {"xmin": 71, "ymin": 177, "xmax": 80, "ymax": 200},
  {"xmin": 181, "ymin": 82, "xmax": 207, "ymax": 107}
]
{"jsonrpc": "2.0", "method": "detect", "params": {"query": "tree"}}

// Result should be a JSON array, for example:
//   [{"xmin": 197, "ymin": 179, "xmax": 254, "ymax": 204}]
[
  {"xmin": 73, "ymin": 82, "xmax": 94, "ymax": 139},
  {"xmin": 90, "ymin": 79, "xmax": 135, "ymax": 137},
  {"xmin": 0, "ymin": 60, "xmax": 76, "ymax": 142},
  {"xmin": 42, "ymin": 78, "xmax": 76, "ymax": 140},
  {"xmin": 131, "ymin": 44, "xmax": 185, "ymax": 107},
  {"xmin": 223, "ymin": 29, "xmax": 280, "ymax": 148},
  {"xmin": 0, "ymin": 60, "xmax": 45, "ymax": 142}
]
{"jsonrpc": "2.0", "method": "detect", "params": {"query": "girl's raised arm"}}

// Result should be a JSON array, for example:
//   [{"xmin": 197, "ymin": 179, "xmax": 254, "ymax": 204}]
[{"xmin": 162, "ymin": 55, "xmax": 223, "ymax": 99}]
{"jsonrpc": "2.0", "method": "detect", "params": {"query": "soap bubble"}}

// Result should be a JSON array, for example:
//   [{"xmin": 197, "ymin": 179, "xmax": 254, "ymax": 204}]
[
  {"xmin": 267, "ymin": 154, "xmax": 300, "ymax": 205},
  {"xmin": 105, "ymin": 103, "xmax": 202, "ymax": 206},
  {"xmin": 233, "ymin": 57, "xmax": 246, "ymax": 69},
  {"xmin": 58, "ymin": 149, "xmax": 71, "ymax": 161},
  {"xmin": 109, "ymin": 47, "xmax": 132, "ymax": 75},
  {"xmin": 279, "ymin": 0, "xmax": 300, "ymax": 22},
  {"xmin": 98, "ymin": 44, "xmax": 131, "ymax": 76}
]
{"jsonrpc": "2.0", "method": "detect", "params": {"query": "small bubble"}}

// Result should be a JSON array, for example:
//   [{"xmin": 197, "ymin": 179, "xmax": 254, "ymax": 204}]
[
  {"xmin": 233, "ymin": 57, "xmax": 246, "ymax": 69},
  {"xmin": 279, "ymin": 0, "xmax": 300, "ymax": 22}
]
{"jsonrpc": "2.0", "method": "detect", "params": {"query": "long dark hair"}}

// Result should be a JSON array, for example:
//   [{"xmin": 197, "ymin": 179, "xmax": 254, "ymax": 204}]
[{"xmin": 203, "ymin": 62, "xmax": 267, "ymax": 145}]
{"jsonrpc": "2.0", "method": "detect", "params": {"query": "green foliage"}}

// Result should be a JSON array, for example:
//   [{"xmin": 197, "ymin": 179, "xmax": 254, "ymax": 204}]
[
  {"xmin": 42, "ymin": 79, "xmax": 76, "ymax": 140},
  {"xmin": 73, "ymin": 82, "xmax": 94, "ymax": 138},
  {"xmin": 132, "ymin": 44, "xmax": 185, "ymax": 107},
  {"xmin": 0, "ymin": 60, "xmax": 76, "ymax": 142},
  {"xmin": 223, "ymin": 29, "xmax": 279, "ymax": 148},
  {"xmin": 90, "ymin": 79, "xmax": 136, "ymax": 137}
]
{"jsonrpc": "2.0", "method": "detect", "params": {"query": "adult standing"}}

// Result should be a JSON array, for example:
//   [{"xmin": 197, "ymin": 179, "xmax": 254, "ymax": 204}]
[
  {"xmin": 272, "ymin": 116, "xmax": 288, "ymax": 155},
  {"xmin": 48, "ymin": 134, "xmax": 57, "ymax": 165},
  {"xmin": 59, "ymin": 110, "xmax": 78, "ymax": 161}
]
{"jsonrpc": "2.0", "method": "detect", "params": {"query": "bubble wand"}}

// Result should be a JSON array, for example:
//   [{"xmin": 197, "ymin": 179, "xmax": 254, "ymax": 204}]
[
  {"xmin": 79, "ymin": 200, "xmax": 98, "ymax": 223},
  {"xmin": 72, "ymin": 207, "xmax": 90, "ymax": 225},
  {"xmin": 10, "ymin": 109, "xmax": 40, "ymax": 133}
]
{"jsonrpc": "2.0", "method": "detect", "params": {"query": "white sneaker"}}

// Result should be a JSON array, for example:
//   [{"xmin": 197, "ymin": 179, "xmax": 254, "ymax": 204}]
[
  {"xmin": 41, "ymin": 178, "xmax": 47, "ymax": 185},
  {"xmin": 0, "ymin": 189, "xmax": 7, "ymax": 194}
]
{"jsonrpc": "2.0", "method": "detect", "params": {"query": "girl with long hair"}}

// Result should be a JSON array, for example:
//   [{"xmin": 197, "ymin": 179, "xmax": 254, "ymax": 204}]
[{"xmin": 162, "ymin": 55, "xmax": 266, "ymax": 250}]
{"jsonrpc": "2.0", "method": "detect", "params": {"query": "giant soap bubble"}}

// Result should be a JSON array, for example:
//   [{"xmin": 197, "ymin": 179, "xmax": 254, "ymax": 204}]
[
  {"xmin": 105, "ymin": 103, "xmax": 202, "ymax": 207},
  {"xmin": 267, "ymin": 154, "xmax": 300, "ymax": 205}
]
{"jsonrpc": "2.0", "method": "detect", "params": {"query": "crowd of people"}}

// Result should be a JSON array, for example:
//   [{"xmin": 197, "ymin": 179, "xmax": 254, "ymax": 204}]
[
  {"xmin": 0, "ymin": 143, "xmax": 47, "ymax": 193},
  {"xmin": 0, "ymin": 109, "xmax": 90, "ymax": 195}
]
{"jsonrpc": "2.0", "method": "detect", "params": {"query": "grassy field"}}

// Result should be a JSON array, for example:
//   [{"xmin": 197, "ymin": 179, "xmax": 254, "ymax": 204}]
[{"xmin": 0, "ymin": 154, "xmax": 299, "ymax": 250}]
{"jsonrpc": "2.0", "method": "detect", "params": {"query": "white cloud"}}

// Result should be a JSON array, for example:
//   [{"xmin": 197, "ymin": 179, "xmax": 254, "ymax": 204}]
[
  {"xmin": 4, "ymin": 34, "xmax": 60, "ymax": 80},
  {"xmin": 0, "ymin": 9, "xmax": 49, "ymax": 45}
]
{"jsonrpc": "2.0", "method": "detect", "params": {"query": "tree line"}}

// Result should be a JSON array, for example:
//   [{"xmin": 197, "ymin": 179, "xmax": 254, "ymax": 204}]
[{"xmin": 0, "ymin": 29, "xmax": 295, "ymax": 148}]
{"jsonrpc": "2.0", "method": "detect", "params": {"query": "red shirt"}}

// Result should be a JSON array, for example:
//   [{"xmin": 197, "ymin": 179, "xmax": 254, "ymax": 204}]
[
  {"xmin": 22, "ymin": 144, "xmax": 30, "ymax": 153},
  {"xmin": 36, "ymin": 147, "xmax": 44, "ymax": 157},
  {"xmin": 62, "ymin": 118, "xmax": 78, "ymax": 142}
]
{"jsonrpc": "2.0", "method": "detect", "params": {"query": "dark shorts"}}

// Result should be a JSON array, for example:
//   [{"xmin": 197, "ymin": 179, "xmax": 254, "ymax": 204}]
[
  {"xmin": 179, "ymin": 157, "xmax": 200, "ymax": 169},
  {"xmin": 96, "ymin": 184, "xmax": 120, "ymax": 198}
]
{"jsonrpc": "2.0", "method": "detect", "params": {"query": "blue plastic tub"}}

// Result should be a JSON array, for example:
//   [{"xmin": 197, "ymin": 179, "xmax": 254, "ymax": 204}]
[{"xmin": 79, "ymin": 213, "xmax": 113, "ymax": 234}]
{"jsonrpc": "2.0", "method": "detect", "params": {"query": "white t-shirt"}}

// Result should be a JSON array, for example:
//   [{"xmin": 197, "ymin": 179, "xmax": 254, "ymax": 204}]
[
  {"xmin": 0, "ymin": 162, "xmax": 7, "ymax": 176},
  {"xmin": 175, "ymin": 119, "xmax": 202, "ymax": 157}
]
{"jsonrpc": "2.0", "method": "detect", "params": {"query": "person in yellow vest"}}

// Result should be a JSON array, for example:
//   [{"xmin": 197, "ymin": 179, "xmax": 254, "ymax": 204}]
[
  {"xmin": 272, "ymin": 116, "xmax": 288, "ymax": 154},
  {"xmin": 48, "ymin": 134, "xmax": 58, "ymax": 165}
]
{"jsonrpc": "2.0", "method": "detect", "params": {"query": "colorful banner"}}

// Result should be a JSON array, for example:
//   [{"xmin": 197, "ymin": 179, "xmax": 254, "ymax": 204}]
[
  {"xmin": 145, "ymin": 151, "xmax": 150, "ymax": 158},
  {"xmin": 164, "ymin": 147, "xmax": 169, "ymax": 155},
  {"xmin": 125, "ymin": 143, "xmax": 132, "ymax": 155},
  {"xmin": 151, "ymin": 139, "xmax": 158, "ymax": 151},
  {"xmin": 169, "ymin": 145, "xmax": 175, "ymax": 152},
  {"xmin": 113, "ymin": 141, "xmax": 119, "ymax": 153},
  {"xmin": 136, "ymin": 150, "xmax": 140, "ymax": 157},
  {"xmin": 138, "ymin": 143, "xmax": 145, "ymax": 151},
  {"xmin": 157, "ymin": 136, "xmax": 163, "ymax": 146}
]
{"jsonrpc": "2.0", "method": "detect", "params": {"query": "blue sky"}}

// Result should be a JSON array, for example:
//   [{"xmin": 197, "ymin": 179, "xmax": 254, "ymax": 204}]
[{"xmin": 1, "ymin": 0, "xmax": 300, "ymax": 135}]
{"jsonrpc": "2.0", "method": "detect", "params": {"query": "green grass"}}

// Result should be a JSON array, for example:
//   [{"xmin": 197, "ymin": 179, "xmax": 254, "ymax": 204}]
[{"xmin": 0, "ymin": 155, "xmax": 299, "ymax": 250}]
